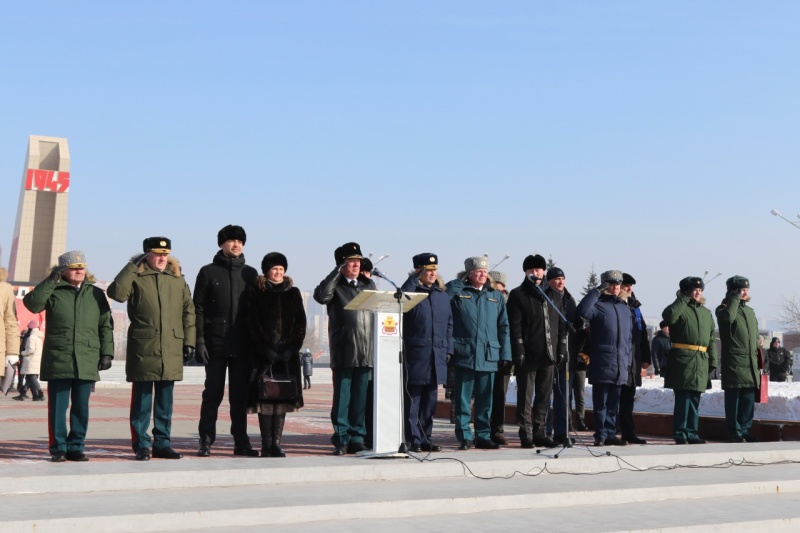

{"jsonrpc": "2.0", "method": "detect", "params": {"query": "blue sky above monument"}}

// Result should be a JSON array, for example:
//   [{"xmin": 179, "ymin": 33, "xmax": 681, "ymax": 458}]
[{"xmin": 1, "ymin": 1, "xmax": 798, "ymax": 327}]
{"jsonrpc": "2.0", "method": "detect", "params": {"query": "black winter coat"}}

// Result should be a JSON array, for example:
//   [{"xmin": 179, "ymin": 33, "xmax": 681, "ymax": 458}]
[
  {"xmin": 507, "ymin": 277, "xmax": 566, "ymax": 369},
  {"xmin": 651, "ymin": 331, "xmax": 670, "ymax": 374},
  {"xmin": 400, "ymin": 273, "xmax": 453, "ymax": 385},
  {"xmin": 767, "ymin": 346, "xmax": 792, "ymax": 382},
  {"xmin": 193, "ymin": 251, "xmax": 258, "ymax": 359},
  {"xmin": 313, "ymin": 267, "xmax": 376, "ymax": 368},
  {"xmin": 245, "ymin": 276, "xmax": 306, "ymax": 409}
]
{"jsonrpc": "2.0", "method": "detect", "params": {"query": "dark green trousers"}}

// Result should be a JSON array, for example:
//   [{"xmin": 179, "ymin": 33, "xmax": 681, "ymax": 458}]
[
  {"xmin": 673, "ymin": 390, "xmax": 702, "ymax": 441},
  {"xmin": 724, "ymin": 388, "xmax": 756, "ymax": 440},
  {"xmin": 453, "ymin": 367, "xmax": 494, "ymax": 442},
  {"xmin": 130, "ymin": 381, "xmax": 175, "ymax": 452},
  {"xmin": 330, "ymin": 367, "xmax": 370, "ymax": 447},
  {"xmin": 47, "ymin": 379, "xmax": 93, "ymax": 455}
]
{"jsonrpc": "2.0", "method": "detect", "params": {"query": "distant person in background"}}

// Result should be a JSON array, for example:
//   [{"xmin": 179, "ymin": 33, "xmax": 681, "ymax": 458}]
[
  {"xmin": 194, "ymin": 224, "xmax": 259, "ymax": 458},
  {"xmin": 488, "ymin": 270, "xmax": 511, "ymax": 446},
  {"xmin": 767, "ymin": 337, "xmax": 792, "ymax": 383},
  {"xmin": 301, "ymin": 348, "xmax": 313, "ymax": 389},
  {"xmin": 23, "ymin": 251, "xmax": 114, "ymax": 461},
  {"xmin": 108, "ymin": 237, "xmax": 196, "ymax": 461},
  {"xmin": 716, "ymin": 276, "xmax": 760, "ymax": 443},
  {"xmin": 662, "ymin": 276, "xmax": 716, "ymax": 445},
  {"xmin": 1, "ymin": 266, "xmax": 20, "ymax": 390},
  {"xmin": 651, "ymin": 321, "xmax": 671, "ymax": 377},
  {"xmin": 245, "ymin": 252, "xmax": 306, "ymax": 457},
  {"xmin": 13, "ymin": 320, "xmax": 45, "ymax": 401}
]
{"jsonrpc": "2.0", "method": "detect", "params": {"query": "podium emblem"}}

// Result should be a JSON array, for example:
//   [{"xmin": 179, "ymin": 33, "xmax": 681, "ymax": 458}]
[{"xmin": 381, "ymin": 315, "xmax": 398, "ymax": 336}]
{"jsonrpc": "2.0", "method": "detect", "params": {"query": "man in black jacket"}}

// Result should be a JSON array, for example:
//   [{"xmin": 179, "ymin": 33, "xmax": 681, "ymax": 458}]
[
  {"xmin": 194, "ymin": 225, "xmax": 259, "ymax": 457},
  {"xmin": 507, "ymin": 254, "xmax": 566, "ymax": 449},
  {"xmin": 546, "ymin": 267, "xmax": 580, "ymax": 445},
  {"xmin": 767, "ymin": 337, "xmax": 793, "ymax": 382},
  {"xmin": 313, "ymin": 242, "xmax": 376, "ymax": 455}
]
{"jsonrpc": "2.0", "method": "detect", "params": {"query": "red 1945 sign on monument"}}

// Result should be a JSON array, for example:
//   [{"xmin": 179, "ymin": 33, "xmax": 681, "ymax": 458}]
[{"xmin": 25, "ymin": 168, "xmax": 70, "ymax": 192}]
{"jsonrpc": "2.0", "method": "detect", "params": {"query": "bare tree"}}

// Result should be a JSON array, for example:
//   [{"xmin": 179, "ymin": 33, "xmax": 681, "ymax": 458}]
[{"xmin": 779, "ymin": 294, "xmax": 800, "ymax": 331}]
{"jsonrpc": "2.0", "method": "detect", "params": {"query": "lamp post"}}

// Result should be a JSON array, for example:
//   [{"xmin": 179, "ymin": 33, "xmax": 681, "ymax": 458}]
[
  {"xmin": 770, "ymin": 209, "xmax": 800, "ymax": 231},
  {"xmin": 368, "ymin": 253, "xmax": 390, "ymax": 267},
  {"xmin": 703, "ymin": 271, "xmax": 723, "ymax": 285},
  {"xmin": 489, "ymin": 255, "xmax": 511, "ymax": 271}
]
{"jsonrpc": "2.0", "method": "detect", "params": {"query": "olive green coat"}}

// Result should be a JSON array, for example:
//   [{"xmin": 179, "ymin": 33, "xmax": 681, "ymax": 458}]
[
  {"xmin": 22, "ymin": 276, "xmax": 114, "ymax": 382},
  {"xmin": 715, "ymin": 295, "xmax": 759, "ymax": 390},
  {"xmin": 662, "ymin": 294, "xmax": 718, "ymax": 392},
  {"xmin": 107, "ymin": 257, "xmax": 195, "ymax": 382}
]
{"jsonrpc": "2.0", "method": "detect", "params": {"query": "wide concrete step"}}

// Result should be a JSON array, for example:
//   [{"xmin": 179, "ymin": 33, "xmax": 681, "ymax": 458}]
[
  {"xmin": 2, "ymin": 445, "xmax": 800, "ymax": 532},
  {"xmin": 3, "ymin": 442, "xmax": 799, "ymax": 496},
  {"xmin": 195, "ymin": 493, "xmax": 800, "ymax": 533}
]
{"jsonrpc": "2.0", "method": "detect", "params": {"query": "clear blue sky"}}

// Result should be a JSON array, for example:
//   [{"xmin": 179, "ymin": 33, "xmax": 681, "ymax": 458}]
[{"xmin": 1, "ymin": 1, "xmax": 798, "ymax": 327}]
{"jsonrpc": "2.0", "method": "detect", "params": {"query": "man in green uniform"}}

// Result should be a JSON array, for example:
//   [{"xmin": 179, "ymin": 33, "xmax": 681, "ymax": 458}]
[
  {"xmin": 108, "ymin": 237, "xmax": 196, "ymax": 461},
  {"xmin": 715, "ymin": 275, "xmax": 760, "ymax": 443},
  {"xmin": 23, "ymin": 251, "xmax": 114, "ymax": 462},
  {"xmin": 662, "ymin": 276, "xmax": 717, "ymax": 445}
]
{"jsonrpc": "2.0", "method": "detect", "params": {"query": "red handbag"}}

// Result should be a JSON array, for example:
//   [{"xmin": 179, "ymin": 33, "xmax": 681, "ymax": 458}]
[{"xmin": 756, "ymin": 348, "xmax": 769, "ymax": 404}]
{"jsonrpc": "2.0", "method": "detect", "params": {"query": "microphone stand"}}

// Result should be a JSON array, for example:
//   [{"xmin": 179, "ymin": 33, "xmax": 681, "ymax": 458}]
[
  {"xmin": 371, "ymin": 268, "xmax": 411, "ymax": 454},
  {"xmin": 531, "ymin": 278, "xmax": 578, "ymax": 458}
]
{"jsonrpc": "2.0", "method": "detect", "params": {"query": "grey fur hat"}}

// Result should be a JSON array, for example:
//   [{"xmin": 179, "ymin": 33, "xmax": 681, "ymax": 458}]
[
  {"xmin": 464, "ymin": 256, "xmax": 489, "ymax": 271},
  {"xmin": 489, "ymin": 271, "xmax": 507, "ymax": 286},
  {"xmin": 58, "ymin": 250, "xmax": 87, "ymax": 269},
  {"xmin": 600, "ymin": 270, "xmax": 623, "ymax": 284}
]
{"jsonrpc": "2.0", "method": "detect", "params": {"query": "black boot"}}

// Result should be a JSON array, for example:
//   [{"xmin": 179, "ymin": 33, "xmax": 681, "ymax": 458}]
[
  {"xmin": 33, "ymin": 389, "xmax": 45, "ymax": 401},
  {"xmin": 258, "ymin": 414, "xmax": 273, "ymax": 457},
  {"xmin": 271, "ymin": 414, "xmax": 286, "ymax": 457}
]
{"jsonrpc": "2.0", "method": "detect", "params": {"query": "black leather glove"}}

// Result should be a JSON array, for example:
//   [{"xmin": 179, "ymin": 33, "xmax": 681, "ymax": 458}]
[
  {"xmin": 514, "ymin": 353, "xmax": 526, "ymax": 368},
  {"xmin": 498, "ymin": 360, "xmax": 513, "ymax": 374},
  {"xmin": 555, "ymin": 351, "xmax": 565, "ymax": 366},
  {"xmin": 195, "ymin": 340, "xmax": 210, "ymax": 365},
  {"xmin": 596, "ymin": 282, "xmax": 609, "ymax": 293},
  {"xmin": 726, "ymin": 289, "xmax": 741, "ymax": 300},
  {"xmin": 49, "ymin": 265, "xmax": 66, "ymax": 283},
  {"xmin": 98, "ymin": 355, "xmax": 113, "ymax": 371},
  {"xmin": 446, "ymin": 354, "xmax": 452, "ymax": 365},
  {"xmin": 183, "ymin": 346, "xmax": 195, "ymax": 363}
]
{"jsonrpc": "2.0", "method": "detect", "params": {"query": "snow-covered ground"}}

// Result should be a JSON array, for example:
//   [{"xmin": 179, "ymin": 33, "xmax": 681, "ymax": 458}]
[{"xmin": 506, "ymin": 376, "xmax": 800, "ymax": 421}]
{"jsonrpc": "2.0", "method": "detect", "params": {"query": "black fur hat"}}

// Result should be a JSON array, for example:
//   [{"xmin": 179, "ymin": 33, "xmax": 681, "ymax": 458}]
[
  {"xmin": 726, "ymin": 275, "xmax": 750, "ymax": 291},
  {"xmin": 522, "ymin": 254, "xmax": 546, "ymax": 271},
  {"xmin": 217, "ymin": 225, "xmax": 247, "ymax": 246},
  {"xmin": 261, "ymin": 252, "xmax": 288, "ymax": 274},
  {"xmin": 679, "ymin": 276, "xmax": 704, "ymax": 292}
]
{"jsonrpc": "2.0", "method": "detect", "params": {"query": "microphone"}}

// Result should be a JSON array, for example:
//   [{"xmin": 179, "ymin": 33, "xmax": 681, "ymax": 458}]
[
  {"xmin": 527, "ymin": 273, "xmax": 542, "ymax": 283},
  {"xmin": 372, "ymin": 268, "xmax": 387, "ymax": 280}
]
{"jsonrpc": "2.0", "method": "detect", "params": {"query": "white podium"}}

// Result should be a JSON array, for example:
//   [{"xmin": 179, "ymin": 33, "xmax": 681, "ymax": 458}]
[{"xmin": 345, "ymin": 290, "xmax": 427, "ymax": 457}]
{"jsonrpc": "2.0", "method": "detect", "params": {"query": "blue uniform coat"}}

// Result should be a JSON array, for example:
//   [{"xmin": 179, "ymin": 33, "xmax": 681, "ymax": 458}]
[
  {"xmin": 400, "ymin": 273, "xmax": 453, "ymax": 385},
  {"xmin": 577, "ymin": 289, "xmax": 632, "ymax": 386}
]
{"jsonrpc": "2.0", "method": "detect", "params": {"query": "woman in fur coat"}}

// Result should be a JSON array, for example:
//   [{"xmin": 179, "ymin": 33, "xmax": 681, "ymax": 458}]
[{"xmin": 245, "ymin": 252, "xmax": 306, "ymax": 457}]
